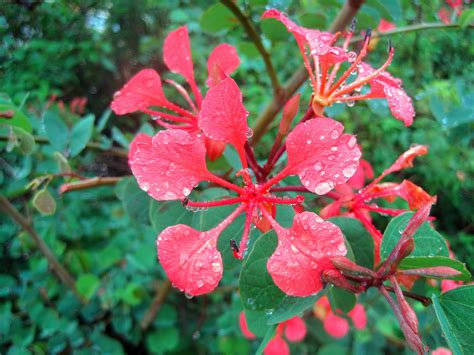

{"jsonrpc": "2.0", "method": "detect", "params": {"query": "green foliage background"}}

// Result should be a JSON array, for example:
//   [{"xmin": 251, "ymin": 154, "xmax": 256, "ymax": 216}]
[{"xmin": 1, "ymin": 0, "xmax": 473, "ymax": 354}]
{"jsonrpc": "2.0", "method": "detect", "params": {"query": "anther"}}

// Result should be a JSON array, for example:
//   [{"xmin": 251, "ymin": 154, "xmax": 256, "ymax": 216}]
[
  {"xmin": 181, "ymin": 198, "xmax": 189, "ymax": 206},
  {"xmin": 230, "ymin": 239, "xmax": 241, "ymax": 259},
  {"xmin": 387, "ymin": 39, "xmax": 393, "ymax": 53},
  {"xmin": 364, "ymin": 28, "xmax": 372, "ymax": 43},
  {"xmin": 349, "ymin": 18, "xmax": 357, "ymax": 33}
]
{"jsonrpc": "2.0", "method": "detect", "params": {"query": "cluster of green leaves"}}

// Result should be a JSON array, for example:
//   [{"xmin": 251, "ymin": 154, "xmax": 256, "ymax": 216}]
[{"xmin": 1, "ymin": 0, "xmax": 473, "ymax": 354}]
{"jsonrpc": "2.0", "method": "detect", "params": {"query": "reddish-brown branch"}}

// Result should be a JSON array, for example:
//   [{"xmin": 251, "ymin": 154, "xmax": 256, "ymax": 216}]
[
  {"xmin": 0, "ymin": 196, "xmax": 85, "ymax": 304},
  {"xmin": 140, "ymin": 279, "xmax": 173, "ymax": 330},
  {"xmin": 59, "ymin": 177, "xmax": 122, "ymax": 194}
]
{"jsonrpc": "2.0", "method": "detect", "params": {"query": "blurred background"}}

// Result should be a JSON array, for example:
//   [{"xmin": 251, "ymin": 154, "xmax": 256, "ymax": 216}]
[{"xmin": 1, "ymin": 0, "xmax": 472, "ymax": 354}]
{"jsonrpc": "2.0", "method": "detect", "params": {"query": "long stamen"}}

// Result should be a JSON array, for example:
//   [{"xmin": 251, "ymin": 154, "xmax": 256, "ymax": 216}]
[
  {"xmin": 353, "ymin": 209, "xmax": 382, "ymax": 266},
  {"xmin": 325, "ymin": 33, "xmax": 371, "ymax": 98},
  {"xmin": 206, "ymin": 173, "xmax": 246, "ymax": 195},
  {"xmin": 330, "ymin": 47, "xmax": 394, "ymax": 99},
  {"xmin": 261, "ymin": 195, "xmax": 304, "ymax": 205},
  {"xmin": 211, "ymin": 203, "xmax": 246, "ymax": 235},
  {"xmin": 182, "ymin": 197, "xmax": 245, "ymax": 208},
  {"xmin": 165, "ymin": 79, "xmax": 199, "ymax": 114},
  {"xmin": 143, "ymin": 108, "xmax": 195, "ymax": 124},
  {"xmin": 259, "ymin": 203, "xmax": 285, "ymax": 235},
  {"xmin": 260, "ymin": 166, "xmax": 292, "ymax": 192},
  {"xmin": 149, "ymin": 117, "xmax": 193, "ymax": 130},
  {"xmin": 360, "ymin": 203, "xmax": 407, "ymax": 216},
  {"xmin": 319, "ymin": 60, "xmax": 329, "ymax": 96},
  {"xmin": 237, "ymin": 203, "xmax": 255, "ymax": 259},
  {"xmin": 297, "ymin": 42, "xmax": 319, "ymax": 92}
]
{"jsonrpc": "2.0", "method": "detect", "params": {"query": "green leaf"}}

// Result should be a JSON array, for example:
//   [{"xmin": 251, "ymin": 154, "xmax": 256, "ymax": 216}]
[
  {"xmin": 200, "ymin": 3, "xmax": 238, "ymax": 33},
  {"xmin": 111, "ymin": 126, "xmax": 130, "ymax": 148},
  {"xmin": 218, "ymin": 336, "xmax": 251, "ymax": 355},
  {"xmin": 432, "ymin": 285, "xmax": 474, "ymax": 355},
  {"xmin": 43, "ymin": 110, "xmax": 69, "ymax": 152},
  {"xmin": 70, "ymin": 114, "xmax": 94, "ymax": 156},
  {"xmin": 240, "ymin": 231, "xmax": 322, "ymax": 325},
  {"xmin": 459, "ymin": 9, "xmax": 474, "ymax": 28},
  {"xmin": 116, "ymin": 177, "xmax": 150, "ymax": 225},
  {"xmin": 53, "ymin": 152, "xmax": 71, "ymax": 173},
  {"xmin": 0, "ymin": 101, "xmax": 32, "ymax": 133},
  {"xmin": 328, "ymin": 286, "xmax": 356, "ymax": 313},
  {"xmin": 330, "ymin": 217, "xmax": 374, "ymax": 269},
  {"xmin": 76, "ymin": 274, "xmax": 100, "ymax": 301},
  {"xmin": 256, "ymin": 324, "xmax": 277, "ymax": 355},
  {"xmin": 11, "ymin": 126, "xmax": 36, "ymax": 154},
  {"xmin": 146, "ymin": 328, "xmax": 179, "ymax": 353},
  {"xmin": 32, "ymin": 189, "xmax": 56, "ymax": 216},
  {"xmin": 261, "ymin": 19, "xmax": 290, "ymax": 42},
  {"xmin": 150, "ymin": 200, "xmax": 193, "ymax": 233},
  {"xmin": 380, "ymin": 212, "xmax": 449, "ymax": 260},
  {"xmin": 399, "ymin": 256, "xmax": 471, "ymax": 281},
  {"xmin": 97, "ymin": 108, "xmax": 112, "ymax": 132}
]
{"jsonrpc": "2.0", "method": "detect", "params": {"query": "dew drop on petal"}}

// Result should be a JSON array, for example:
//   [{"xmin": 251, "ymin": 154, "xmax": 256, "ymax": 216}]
[
  {"xmin": 330, "ymin": 129, "xmax": 339, "ymax": 139},
  {"xmin": 313, "ymin": 162, "xmax": 323, "ymax": 171},
  {"xmin": 306, "ymin": 139, "xmax": 312, "ymax": 144},
  {"xmin": 337, "ymin": 243, "xmax": 345, "ymax": 252},
  {"xmin": 343, "ymin": 164, "xmax": 357, "ymax": 178},
  {"xmin": 211, "ymin": 262, "xmax": 222, "ymax": 272},
  {"xmin": 182, "ymin": 187, "xmax": 191, "ymax": 196},
  {"xmin": 185, "ymin": 292, "xmax": 194, "ymax": 299},
  {"xmin": 196, "ymin": 280, "xmax": 204, "ymax": 288},
  {"xmin": 347, "ymin": 136, "xmax": 357, "ymax": 149}
]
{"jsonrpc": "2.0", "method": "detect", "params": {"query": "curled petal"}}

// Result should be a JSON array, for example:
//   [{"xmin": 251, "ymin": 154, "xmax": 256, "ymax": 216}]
[
  {"xmin": 157, "ymin": 225, "xmax": 223, "ymax": 296},
  {"xmin": 398, "ymin": 180, "xmax": 433, "ymax": 210},
  {"xmin": 377, "ymin": 19, "xmax": 396, "ymax": 33},
  {"xmin": 285, "ymin": 118, "xmax": 361, "ymax": 195},
  {"xmin": 163, "ymin": 26, "xmax": 195, "ymax": 87},
  {"xmin": 267, "ymin": 212, "xmax": 346, "ymax": 297},
  {"xmin": 199, "ymin": 78, "xmax": 249, "ymax": 150},
  {"xmin": 264, "ymin": 335, "xmax": 289, "ymax": 355},
  {"xmin": 207, "ymin": 43, "xmax": 241, "ymax": 87},
  {"xmin": 239, "ymin": 312, "xmax": 256, "ymax": 339},
  {"xmin": 386, "ymin": 145, "xmax": 428, "ymax": 174},
  {"xmin": 204, "ymin": 137, "xmax": 226, "ymax": 161},
  {"xmin": 323, "ymin": 312, "xmax": 349, "ymax": 338},
  {"xmin": 284, "ymin": 316, "xmax": 307, "ymax": 342},
  {"xmin": 348, "ymin": 159, "xmax": 374, "ymax": 190},
  {"xmin": 129, "ymin": 130, "xmax": 210, "ymax": 200},
  {"xmin": 111, "ymin": 69, "xmax": 168, "ymax": 115},
  {"xmin": 348, "ymin": 304, "xmax": 367, "ymax": 330}
]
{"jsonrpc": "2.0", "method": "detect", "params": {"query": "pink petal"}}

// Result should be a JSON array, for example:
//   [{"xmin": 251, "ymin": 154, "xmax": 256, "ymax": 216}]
[
  {"xmin": 348, "ymin": 304, "xmax": 367, "ymax": 330},
  {"xmin": 267, "ymin": 212, "xmax": 346, "ymax": 297},
  {"xmin": 441, "ymin": 280, "xmax": 462, "ymax": 293},
  {"xmin": 198, "ymin": 77, "xmax": 249, "ymax": 150},
  {"xmin": 432, "ymin": 347, "xmax": 453, "ymax": 355},
  {"xmin": 111, "ymin": 69, "xmax": 168, "ymax": 115},
  {"xmin": 438, "ymin": 7, "xmax": 451, "ymax": 25},
  {"xmin": 285, "ymin": 118, "xmax": 361, "ymax": 195},
  {"xmin": 207, "ymin": 43, "xmax": 241, "ymax": 87},
  {"xmin": 284, "ymin": 316, "xmax": 307, "ymax": 342},
  {"xmin": 384, "ymin": 85, "xmax": 415, "ymax": 126},
  {"xmin": 128, "ymin": 130, "xmax": 210, "ymax": 200},
  {"xmin": 382, "ymin": 144, "xmax": 428, "ymax": 176},
  {"xmin": 163, "ymin": 26, "xmax": 196, "ymax": 88},
  {"xmin": 324, "ymin": 312, "xmax": 349, "ymax": 338},
  {"xmin": 204, "ymin": 137, "xmax": 227, "ymax": 161},
  {"xmin": 264, "ymin": 335, "xmax": 289, "ymax": 355},
  {"xmin": 377, "ymin": 19, "xmax": 396, "ymax": 33},
  {"xmin": 157, "ymin": 224, "xmax": 223, "ymax": 296},
  {"xmin": 239, "ymin": 312, "xmax": 256, "ymax": 339}
]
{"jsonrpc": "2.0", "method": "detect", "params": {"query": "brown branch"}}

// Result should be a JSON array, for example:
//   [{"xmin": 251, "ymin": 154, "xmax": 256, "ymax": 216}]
[
  {"xmin": 221, "ymin": 0, "xmax": 281, "ymax": 94},
  {"xmin": 0, "ymin": 195, "xmax": 85, "ymax": 303},
  {"xmin": 59, "ymin": 177, "xmax": 122, "ymax": 194},
  {"xmin": 140, "ymin": 279, "xmax": 173, "ymax": 330}
]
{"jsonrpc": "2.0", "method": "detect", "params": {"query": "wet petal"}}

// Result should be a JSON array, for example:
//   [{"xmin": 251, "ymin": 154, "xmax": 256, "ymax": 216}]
[
  {"xmin": 111, "ymin": 69, "xmax": 168, "ymax": 115},
  {"xmin": 163, "ymin": 26, "xmax": 196, "ymax": 88},
  {"xmin": 204, "ymin": 137, "xmax": 227, "ymax": 161},
  {"xmin": 207, "ymin": 43, "xmax": 241, "ymax": 87},
  {"xmin": 267, "ymin": 212, "xmax": 346, "ymax": 297},
  {"xmin": 377, "ymin": 19, "xmax": 396, "ymax": 33},
  {"xmin": 129, "ymin": 130, "xmax": 210, "ymax": 201},
  {"xmin": 384, "ymin": 85, "xmax": 415, "ymax": 126},
  {"xmin": 285, "ymin": 118, "xmax": 361, "ymax": 195},
  {"xmin": 284, "ymin": 316, "xmax": 307, "ymax": 342},
  {"xmin": 157, "ymin": 225, "xmax": 223, "ymax": 296},
  {"xmin": 348, "ymin": 304, "xmax": 367, "ymax": 330},
  {"xmin": 263, "ymin": 335, "xmax": 289, "ymax": 355},
  {"xmin": 239, "ymin": 312, "xmax": 256, "ymax": 339},
  {"xmin": 324, "ymin": 312, "xmax": 349, "ymax": 338},
  {"xmin": 199, "ymin": 77, "xmax": 249, "ymax": 150}
]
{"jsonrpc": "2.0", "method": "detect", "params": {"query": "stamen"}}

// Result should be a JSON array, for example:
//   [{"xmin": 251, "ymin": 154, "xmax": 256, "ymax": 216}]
[
  {"xmin": 230, "ymin": 239, "xmax": 241, "ymax": 259},
  {"xmin": 183, "ymin": 197, "xmax": 246, "ymax": 208},
  {"xmin": 261, "ymin": 195, "xmax": 304, "ymax": 205},
  {"xmin": 361, "ymin": 203, "xmax": 407, "ymax": 216},
  {"xmin": 165, "ymin": 79, "xmax": 199, "ymax": 114},
  {"xmin": 143, "ymin": 108, "xmax": 194, "ymax": 124},
  {"xmin": 237, "ymin": 203, "xmax": 255, "ymax": 259},
  {"xmin": 206, "ymin": 174, "xmax": 246, "ymax": 195},
  {"xmin": 236, "ymin": 168, "xmax": 253, "ymax": 186}
]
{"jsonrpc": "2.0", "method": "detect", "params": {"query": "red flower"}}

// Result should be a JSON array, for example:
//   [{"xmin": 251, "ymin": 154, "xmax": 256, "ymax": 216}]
[
  {"xmin": 111, "ymin": 26, "xmax": 240, "ymax": 160},
  {"xmin": 321, "ymin": 145, "xmax": 433, "ymax": 265},
  {"xmin": 239, "ymin": 312, "xmax": 306, "ymax": 355},
  {"xmin": 377, "ymin": 19, "xmax": 396, "ymax": 33},
  {"xmin": 128, "ymin": 77, "xmax": 361, "ymax": 296},
  {"xmin": 431, "ymin": 347, "xmax": 452, "ymax": 355},
  {"xmin": 313, "ymin": 296, "xmax": 367, "ymax": 338},
  {"xmin": 262, "ymin": 9, "xmax": 415, "ymax": 126}
]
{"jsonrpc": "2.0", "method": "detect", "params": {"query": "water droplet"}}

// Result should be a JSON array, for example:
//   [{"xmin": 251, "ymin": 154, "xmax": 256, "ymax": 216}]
[
  {"xmin": 185, "ymin": 292, "xmax": 194, "ymax": 299},
  {"xmin": 140, "ymin": 182, "xmax": 150, "ymax": 192},
  {"xmin": 182, "ymin": 187, "xmax": 191, "ymax": 196},
  {"xmin": 246, "ymin": 127, "xmax": 254, "ymax": 138},
  {"xmin": 306, "ymin": 139, "xmax": 312, "ymax": 144},
  {"xmin": 330, "ymin": 129, "xmax": 339, "ymax": 139},
  {"xmin": 211, "ymin": 262, "xmax": 222, "ymax": 273},
  {"xmin": 290, "ymin": 245, "xmax": 298, "ymax": 254},
  {"xmin": 343, "ymin": 164, "xmax": 357, "ymax": 178},
  {"xmin": 314, "ymin": 181, "xmax": 334, "ymax": 195},
  {"xmin": 303, "ymin": 180, "xmax": 310, "ymax": 187},
  {"xmin": 346, "ymin": 100, "xmax": 355, "ymax": 107},
  {"xmin": 319, "ymin": 135, "xmax": 325, "ymax": 140},
  {"xmin": 331, "ymin": 146, "xmax": 338, "ymax": 152},
  {"xmin": 314, "ymin": 162, "xmax": 323, "ymax": 171},
  {"xmin": 196, "ymin": 280, "xmax": 204, "ymax": 288},
  {"xmin": 347, "ymin": 136, "xmax": 357, "ymax": 149},
  {"xmin": 347, "ymin": 51, "xmax": 357, "ymax": 62},
  {"xmin": 337, "ymin": 243, "xmax": 345, "ymax": 252},
  {"xmin": 113, "ymin": 90, "xmax": 122, "ymax": 99}
]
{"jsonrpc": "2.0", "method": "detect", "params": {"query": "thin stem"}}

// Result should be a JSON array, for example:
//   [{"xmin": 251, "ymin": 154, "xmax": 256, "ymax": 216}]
[
  {"xmin": 361, "ymin": 204, "xmax": 407, "ymax": 216},
  {"xmin": 142, "ymin": 108, "xmax": 195, "ymax": 124},
  {"xmin": 59, "ymin": 177, "xmax": 121, "ymax": 194},
  {"xmin": 184, "ymin": 197, "xmax": 245, "ymax": 208},
  {"xmin": 270, "ymin": 185, "xmax": 311, "ymax": 193},
  {"xmin": 221, "ymin": 0, "xmax": 281, "ymax": 94},
  {"xmin": 261, "ymin": 195, "xmax": 304, "ymax": 205},
  {"xmin": 237, "ymin": 203, "xmax": 255, "ymax": 258},
  {"xmin": 140, "ymin": 279, "xmax": 173, "ymax": 330},
  {"xmin": 250, "ymin": 19, "xmax": 464, "ymax": 144},
  {"xmin": 383, "ymin": 285, "xmax": 432, "ymax": 307},
  {"xmin": 206, "ymin": 174, "xmax": 245, "ymax": 195},
  {"xmin": 0, "ymin": 195, "xmax": 85, "ymax": 303},
  {"xmin": 165, "ymin": 79, "xmax": 199, "ymax": 114}
]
